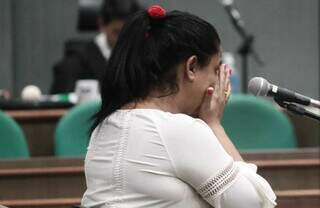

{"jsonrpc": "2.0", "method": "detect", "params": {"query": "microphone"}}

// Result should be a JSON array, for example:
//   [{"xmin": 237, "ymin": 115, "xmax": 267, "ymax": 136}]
[{"xmin": 248, "ymin": 77, "xmax": 320, "ymax": 108}]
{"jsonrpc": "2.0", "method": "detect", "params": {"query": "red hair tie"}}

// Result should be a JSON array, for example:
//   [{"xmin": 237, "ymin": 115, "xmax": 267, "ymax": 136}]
[{"xmin": 148, "ymin": 5, "xmax": 166, "ymax": 20}]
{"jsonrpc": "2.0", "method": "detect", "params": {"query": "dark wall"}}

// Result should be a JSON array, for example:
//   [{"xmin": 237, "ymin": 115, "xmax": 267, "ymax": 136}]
[
  {"xmin": 0, "ymin": 0, "xmax": 319, "ymax": 99},
  {"xmin": 0, "ymin": 0, "xmax": 13, "ymax": 91},
  {"xmin": 155, "ymin": 0, "xmax": 319, "ymax": 99},
  {"xmin": 11, "ymin": 0, "xmax": 95, "ymax": 95}
]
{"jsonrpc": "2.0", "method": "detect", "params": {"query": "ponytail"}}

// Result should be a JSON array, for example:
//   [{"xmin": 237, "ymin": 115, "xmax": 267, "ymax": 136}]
[{"xmin": 92, "ymin": 5, "xmax": 221, "ymax": 131}]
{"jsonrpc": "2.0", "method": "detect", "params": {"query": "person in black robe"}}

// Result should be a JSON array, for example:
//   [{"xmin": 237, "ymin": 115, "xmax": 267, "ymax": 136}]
[{"xmin": 50, "ymin": 0, "xmax": 141, "ymax": 94}]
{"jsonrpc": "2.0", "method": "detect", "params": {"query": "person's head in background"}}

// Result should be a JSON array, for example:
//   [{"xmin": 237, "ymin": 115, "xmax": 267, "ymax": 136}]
[
  {"xmin": 93, "ymin": 5, "xmax": 222, "ymax": 129},
  {"xmin": 98, "ymin": 0, "xmax": 141, "ymax": 48}
]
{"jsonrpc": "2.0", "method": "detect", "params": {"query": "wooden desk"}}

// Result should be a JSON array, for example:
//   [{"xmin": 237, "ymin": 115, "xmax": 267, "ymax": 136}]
[
  {"xmin": 0, "ymin": 149, "xmax": 318, "ymax": 201},
  {"xmin": 244, "ymin": 148, "xmax": 320, "ymax": 190},
  {"xmin": 0, "ymin": 157, "xmax": 84, "ymax": 200},
  {"xmin": 7, "ymin": 109, "xmax": 67, "ymax": 120},
  {"xmin": 276, "ymin": 189, "xmax": 320, "ymax": 208},
  {"xmin": 5, "ymin": 109, "xmax": 68, "ymax": 156},
  {"xmin": 2, "ymin": 191, "xmax": 319, "ymax": 208}
]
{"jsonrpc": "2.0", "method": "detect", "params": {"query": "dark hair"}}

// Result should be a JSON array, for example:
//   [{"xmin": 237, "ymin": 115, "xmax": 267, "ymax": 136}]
[
  {"xmin": 100, "ymin": 0, "xmax": 141, "ymax": 25},
  {"xmin": 92, "ymin": 8, "xmax": 221, "ymax": 130}
]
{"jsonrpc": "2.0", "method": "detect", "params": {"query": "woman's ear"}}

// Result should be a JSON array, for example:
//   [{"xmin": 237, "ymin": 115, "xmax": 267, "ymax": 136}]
[{"xmin": 184, "ymin": 55, "xmax": 199, "ymax": 82}]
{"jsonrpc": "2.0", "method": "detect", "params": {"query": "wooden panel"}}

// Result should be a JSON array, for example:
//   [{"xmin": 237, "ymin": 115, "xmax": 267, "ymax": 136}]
[
  {"xmin": 0, "ymin": 148, "xmax": 316, "ymax": 168},
  {"xmin": 242, "ymin": 148, "xmax": 320, "ymax": 160},
  {"xmin": 0, "ymin": 167, "xmax": 85, "ymax": 200},
  {"xmin": 6, "ymin": 109, "xmax": 67, "ymax": 121},
  {"xmin": 0, "ymin": 157, "xmax": 83, "ymax": 169},
  {"xmin": 257, "ymin": 159, "xmax": 320, "ymax": 190},
  {"xmin": 0, "ymin": 190, "xmax": 319, "ymax": 208},
  {"xmin": 19, "ymin": 120, "xmax": 57, "ymax": 156},
  {"xmin": 0, "ymin": 166, "xmax": 83, "ymax": 176},
  {"xmin": 0, "ymin": 150, "xmax": 319, "ymax": 200},
  {"xmin": 0, "ymin": 198, "xmax": 80, "ymax": 208},
  {"xmin": 285, "ymin": 111, "xmax": 320, "ymax": 147},
  {"xmin": 244, "ymin": 149, "xmax": 320, "ymax": 190},
  {"xmin": 276, "ymin": 189, "xmax": 320, "ymax": 208},
  {"xmin": 5, "ymin": 109, "xmax": 67, "ymax": 156}
]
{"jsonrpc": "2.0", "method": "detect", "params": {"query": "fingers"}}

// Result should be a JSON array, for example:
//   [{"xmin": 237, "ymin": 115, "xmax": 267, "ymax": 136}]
[
  {"xmin": 226, "ymin": 82, "xmax": 232, "ymax": 103},
  {"xmin": 215, "ymin": 64, "xmax": 231, "ymax": 97},
  {"xmin": 213, "ymin": 64, "xmax": 223, "ymax": 97},
  {"xmin": 219, "ymin": 64, "xmax": 227, "ymax": 94},
  {"xmin": 225, "ymin": 65, "xmax": 231, "ymax": 91},
  {"xmin": 227, "ymin": 82, "xmax": 232, "ymax": 93},
  {"xmin": 203, "ymin": 87, "xmax": 214, "ymax": 108},
  {"xmin": 199, "ymin": 64, "xmax": 231, "ymax": 123}
]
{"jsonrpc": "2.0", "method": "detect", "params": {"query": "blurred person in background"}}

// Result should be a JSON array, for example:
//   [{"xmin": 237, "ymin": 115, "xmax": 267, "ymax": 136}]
[{"xmin": 50, "ymin": 0, "xmax": 141, "ymax": 94}]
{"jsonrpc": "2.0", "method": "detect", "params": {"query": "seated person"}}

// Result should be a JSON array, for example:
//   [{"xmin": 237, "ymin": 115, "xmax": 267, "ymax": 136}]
[
  {"xmin": 81, "ymin": 5, "xmax": 277, "ymax": 208},
  {"xmin": 50, "ymin": 0, "xmax": 141, "ymax": 94}
]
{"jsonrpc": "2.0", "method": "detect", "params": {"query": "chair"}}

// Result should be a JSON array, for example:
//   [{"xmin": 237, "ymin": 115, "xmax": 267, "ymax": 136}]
[
  {"xmin": 0, "ymin": 110, "xmax": 29, "ymax": 159},
  {"xmin": 221, "ymin": 94, "xmax": 297, "ymax": 150},
  {"xmin": 55, "ymin": 101, "xmax": 100, "ymax": 157}
]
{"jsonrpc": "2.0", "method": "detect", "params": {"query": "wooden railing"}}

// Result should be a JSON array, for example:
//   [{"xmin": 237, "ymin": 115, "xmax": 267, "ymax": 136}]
[
  {"xmin": 1, "ymin": 190, "xmax": 319, "ymax": 208},
  {"xmin": 0, "ymin": 189, "xmax": 320, "ymax": 208},
  {"xmin": 0, "ymin": 149, "xmax": 319, "ymax": 208}
]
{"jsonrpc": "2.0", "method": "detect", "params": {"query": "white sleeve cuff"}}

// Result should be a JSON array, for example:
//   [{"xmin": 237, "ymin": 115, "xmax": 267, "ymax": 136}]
[{"xmin": 234, "ymin": 161, "xmax": 277, "ymax": 208}]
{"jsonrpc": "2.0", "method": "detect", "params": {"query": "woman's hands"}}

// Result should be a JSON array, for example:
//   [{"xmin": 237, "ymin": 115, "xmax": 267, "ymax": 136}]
[
  {"xmin": 198, "ymin": 64, "xmax": 243, "ymax": 161},
  {"xmin": 198, "ymin": 64, "xmax": 232, "ymax": 125}
]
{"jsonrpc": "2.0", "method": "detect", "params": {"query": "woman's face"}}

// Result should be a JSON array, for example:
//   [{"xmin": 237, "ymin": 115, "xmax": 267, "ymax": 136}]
[{"xmin": 181, "ymin": 52, "xmax": 222, "ymax": 115}]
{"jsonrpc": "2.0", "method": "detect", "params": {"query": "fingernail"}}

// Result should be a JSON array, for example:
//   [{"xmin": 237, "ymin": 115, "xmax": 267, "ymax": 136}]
[{"xmin": 207, "ymin": 88, "xmax": 213, "ymax": 95}]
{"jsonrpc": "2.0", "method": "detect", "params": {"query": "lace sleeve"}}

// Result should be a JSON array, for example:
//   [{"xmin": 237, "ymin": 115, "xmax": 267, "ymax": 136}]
[
  {"xmin": 197, "ymin": 161, "xmax": 239, "ymax": 202},
  {"xmin": 200, "ymin": 162, "xmax": 277, "ymax": 208}
]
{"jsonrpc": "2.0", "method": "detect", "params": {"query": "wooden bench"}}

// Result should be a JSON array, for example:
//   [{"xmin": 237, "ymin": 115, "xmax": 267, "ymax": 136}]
[
  {"xmin": 0, "ymin": 149, "xmax": 319, "ymax": 201},
  {"xmin": 1, "ymin": 190, "xmax": 319, "ymax": 208},
  {"xmin": 276, "ymin": 189, "xmax": 320, "ymax": 208},
  {"xmin": 0, "ymin": 197, "xmax": 80, "ymax": 208}
]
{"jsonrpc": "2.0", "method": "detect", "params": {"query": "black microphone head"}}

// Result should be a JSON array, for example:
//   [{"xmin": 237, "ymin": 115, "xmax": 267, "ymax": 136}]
[{"xmin": 248, "ymin": 77, "xmax": 270, "ymax": 96}]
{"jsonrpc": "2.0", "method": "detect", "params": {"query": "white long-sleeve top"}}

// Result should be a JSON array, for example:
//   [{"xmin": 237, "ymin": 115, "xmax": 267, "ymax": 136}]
[{"xmin": 81, "ymin": 109, "xmax": 277, "ymax": 208}]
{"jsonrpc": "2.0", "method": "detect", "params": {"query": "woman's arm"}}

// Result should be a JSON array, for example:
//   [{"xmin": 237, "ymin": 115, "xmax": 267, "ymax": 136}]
[
  {"xmin": 209, "ymin": 122, "xmax": 243, "ymax": 161},
  {"xmin": 199, "ymin": 64, "xmax": 243, "ymax": 161},
  {"xmin": 195, "ymin": 64, "xmax": 276, "ymax": 207}
]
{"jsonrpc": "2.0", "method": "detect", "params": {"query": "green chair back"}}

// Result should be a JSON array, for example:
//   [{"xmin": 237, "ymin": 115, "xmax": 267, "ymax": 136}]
[
  {"xmin": 221, "ymin": 94, "xmax": 297, "ymax": 150},
  {"xmin": 0, "ymin": 110, "xmax": 29, "ymax": 159},
  {"xmin": 55, "ymin": 101, "xmax": 100, "ymax": 157}
]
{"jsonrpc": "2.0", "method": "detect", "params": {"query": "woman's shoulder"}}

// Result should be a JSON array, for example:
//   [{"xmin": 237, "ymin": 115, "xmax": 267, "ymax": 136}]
[
  {"xmin": 156, "ymin": 110, "xmax": 208, "ymax": 129},
  {"xmin": 132, "ymin": 109, "xmax": 210, "ymax": 134},
  {"xmin": 111, "ymin": 109, "xmax": 210, "ymax": 134},
  {"xmin": 122, "ymin": 108, "xmax": 200, "ymax": 123}
]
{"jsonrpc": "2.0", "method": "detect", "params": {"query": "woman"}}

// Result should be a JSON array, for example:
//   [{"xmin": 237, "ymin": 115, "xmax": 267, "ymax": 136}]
[{"xmin": 82, "ymin": 5, "xmax": 277, "ymax": 208}]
